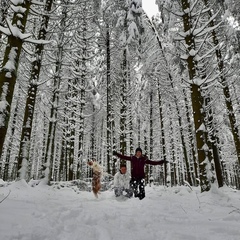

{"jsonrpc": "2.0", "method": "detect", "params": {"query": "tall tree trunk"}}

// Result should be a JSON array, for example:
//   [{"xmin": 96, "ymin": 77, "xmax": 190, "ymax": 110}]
[
  {"xmin": 78, "ymin": 50, "xmax": 86, "ymax": 176},
  {"xmin": 183, "ymin": 87, "xmax": 198, "ymax": 186},
  {"xmin": 181, "ymin": 0, "xmax": 210, "ymax": 192},
  {"xmin": 137, "ymin": 93, "xmax": 142, "ymax": 147},
  {"xmin": 120, "ymin": 50, "xmax": 127, "ymax": 155},
  {"xmin": 144, "ymin": 126, "xmax": 149, "ymax": 183},
  {"xmin": 106, "ymin": 24, "xmax": 112, "ymax": 174},
  {"xmin": 90, "ymin": 105, "xmax": 96, "ymax": 161},
  {"xmin": 204, "ymin": 95, "xmax": 224, "ymax": 187},
  {"xmin": 149, "ymin": 90, "xmax": 153, "ymax": 180},
  {"xmin": 0, "ymin": 0, "xmax": 31, "ymax": 158},
  {"xmin": 59, "ymin": 123, "xmax": 68, "ymax": 181},
  {"xmin": 128, "ymin": 67, "xmax": 134, "ymax": 155},
  {"xmin": 157, "ymin": 82, "xmax": 167, "ymax": 185},
  {"xmin": 191, "ymin": 84, "xmax": 210, "ymax": 191},
  {"xmin": 1, "ymin": 90, "xmax": 21, "ymax": 180},
  {"xmin": 17, "ymin": 0, "xmax": 54, "ymax": 179},
  {"xmin": 119, "ymin": 13, "xmax": 128, "ymax": 156},
  {"xmin": 169, "ymin": 105, "xmax": 177, "ymax": 186},
  {"xmin": 111, "ymin": 97, "xmax": 117, "ymax": 176},
  {"xmin": 68, "ymin": 109, "xmax": 75, "ymax": 181}
]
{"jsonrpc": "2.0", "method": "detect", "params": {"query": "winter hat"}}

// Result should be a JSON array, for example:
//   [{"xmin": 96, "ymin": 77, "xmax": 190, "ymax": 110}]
[
  {"xmin": 120, "ymin": 163, "xmax": 126, "ymax": 168},
  {"xmin": 135, "ymin": 147, "xmax": 142, "ymax": 153}
]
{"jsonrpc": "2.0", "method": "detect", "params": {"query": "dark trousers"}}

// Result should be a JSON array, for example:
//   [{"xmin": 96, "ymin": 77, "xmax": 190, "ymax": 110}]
[{"xmin": 130, "ymin": 178, "xmax": 145, "ymax": 200}]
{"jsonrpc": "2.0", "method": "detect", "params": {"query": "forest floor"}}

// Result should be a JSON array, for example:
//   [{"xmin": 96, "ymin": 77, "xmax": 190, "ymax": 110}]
[{"xmin": 0, "ymin": 179, "xmax": 240, "ymax": 240}]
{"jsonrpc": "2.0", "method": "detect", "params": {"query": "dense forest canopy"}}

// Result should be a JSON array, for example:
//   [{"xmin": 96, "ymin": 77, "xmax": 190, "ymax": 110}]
[{"xmin": 0, "ymin": 0, "xmax": 239, "ymax": 191}]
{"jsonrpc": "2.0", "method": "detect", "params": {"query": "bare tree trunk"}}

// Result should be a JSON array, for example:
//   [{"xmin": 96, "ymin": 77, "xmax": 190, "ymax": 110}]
[
  {"xmin": 169, "ymin": 105, "xmax": 177, "ymax": 186},
  {"xmin": 119, "ymin": 12, "xmax": 128, "ymax": 157},
  {"xmin": 182, "ymin": 88, "xmax": 198, "ymax": 186},
  {"xmin": 120, "ymin": 49, "xmax": 127, "ymax": 156},
  {"xmin": 128, "ymin": 66, "xmax": 134, "ymax": 155},
  {"xmin": 106, "ymin": 24, "xmax": 112, "ymax": 174},
  {"xmin": 181, "ymin": 0, "xmax": 210, "ymax": 192},
  {"xmin": 148, "ymin": 90, "xmax": 154, "ymax": 181},
  {"xmin": 0, "ymin": 0, "xmax": 31, "ymax": 158},
  {"xmin": 1, "ymin": 89, "xmax": 21, "ymax": 180},
  {"xmin": 204, "ymin": 95, "xmax": 224, "ymax": 187},
  {"xmin": 157, "ymin": 82, "xmax": 167, "ymax": 185},
  {"xmin": 17, "ymin": 0, "xmax": 54, "ymax": 180}
]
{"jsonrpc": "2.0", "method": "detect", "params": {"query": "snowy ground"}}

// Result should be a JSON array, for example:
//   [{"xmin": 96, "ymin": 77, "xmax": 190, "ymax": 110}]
[{"xmin": 0, "ymin": 179, "xmax": 240, "ymax": 240}]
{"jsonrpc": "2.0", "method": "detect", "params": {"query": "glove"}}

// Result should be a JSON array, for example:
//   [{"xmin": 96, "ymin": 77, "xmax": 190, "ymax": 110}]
[{"xmin": 113, "ymin": 151, "xmax": 117, "ymax": 156}]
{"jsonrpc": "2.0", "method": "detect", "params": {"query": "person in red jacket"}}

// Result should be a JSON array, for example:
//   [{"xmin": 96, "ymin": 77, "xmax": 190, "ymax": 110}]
[{"xmin": 113, "ymin": 147, "xmax": 166, "ymax": 200}]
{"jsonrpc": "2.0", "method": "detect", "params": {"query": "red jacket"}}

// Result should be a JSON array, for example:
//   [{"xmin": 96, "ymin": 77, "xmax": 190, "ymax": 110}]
[{"xmin": 115, "ymin": 153, "xmax": 164, "ymax": 179}]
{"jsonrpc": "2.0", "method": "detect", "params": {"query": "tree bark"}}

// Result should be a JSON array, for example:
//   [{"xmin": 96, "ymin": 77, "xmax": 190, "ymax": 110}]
[
  {"xmin": 181, "ymin": 0, "xmax": 210, "ymax": 192},
  {"xmin": 0, "ymin": 0, "xmax": 31, "ymax": 158},
  {"xmin": 17, "ymin": 0, "xmax": 54, "ymax": 179}
]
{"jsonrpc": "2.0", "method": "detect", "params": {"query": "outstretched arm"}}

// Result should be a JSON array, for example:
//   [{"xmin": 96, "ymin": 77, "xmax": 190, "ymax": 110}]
[
  {"xmin": 145, "ymin": 158, "xmax": 166, "ymax": 165},
  {"xmin": 113, "ymin": 151, "xmax": 132, "ymax": 161}
]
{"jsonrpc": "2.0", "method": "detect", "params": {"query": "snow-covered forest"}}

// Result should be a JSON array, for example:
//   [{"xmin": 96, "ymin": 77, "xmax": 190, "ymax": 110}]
[{"xmin": 0, "ymin": 0, "xmax": 240, "ymax": 192}]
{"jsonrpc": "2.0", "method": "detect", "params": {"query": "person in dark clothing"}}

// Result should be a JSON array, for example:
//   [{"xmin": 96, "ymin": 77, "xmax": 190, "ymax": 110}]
[{"xmin": 113, "ymin": 147, "xmax": 166, "ymax": 200}]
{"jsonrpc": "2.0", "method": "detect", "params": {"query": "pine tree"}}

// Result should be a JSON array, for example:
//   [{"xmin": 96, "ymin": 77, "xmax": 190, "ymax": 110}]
[
  {"xmin": 0, "ymin": 0, "xmax": 31, "ymax": 158},
  {"xmin": 17, "ymin": 0, "xmax": 54, "ymax": 180}
]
